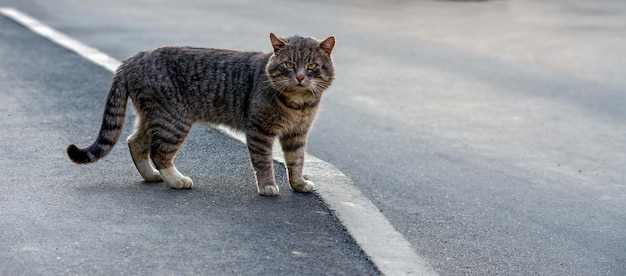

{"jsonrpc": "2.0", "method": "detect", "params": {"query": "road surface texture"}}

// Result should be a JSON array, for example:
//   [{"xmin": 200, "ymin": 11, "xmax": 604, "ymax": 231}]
[{"xmin": 1, "ymin": 0, "xmax": 625, "ymax": 275}]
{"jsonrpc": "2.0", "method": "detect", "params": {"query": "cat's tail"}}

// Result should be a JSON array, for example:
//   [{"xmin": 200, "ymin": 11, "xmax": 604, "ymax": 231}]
[{"xmin": 67, "ymin": 75, "xmax": 129, "ymax": 164}]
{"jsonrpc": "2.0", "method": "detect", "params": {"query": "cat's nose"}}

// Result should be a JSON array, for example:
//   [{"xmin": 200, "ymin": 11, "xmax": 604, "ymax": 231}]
[{"xmin": 296, "ymin": 75, "xmax": 305, "ymax": 82}]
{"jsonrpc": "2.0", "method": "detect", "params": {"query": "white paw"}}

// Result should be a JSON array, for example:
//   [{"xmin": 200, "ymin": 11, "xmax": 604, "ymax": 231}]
[
  {"xmin": 136, "ymin": 160, "xmax": 162, "ymax": 182},
  {"xmin": 168, "ymin": 176, "xmax": 194, "ymax": 189},
  {"xmin": 291, "ymin": 180, "xmax": 314, "ymax": 193},
  {"xmin": 258, "ymin": 184, "xmax": 280, "ymax": 196},
  {"xmin": 143, "ymin": 171, "xmax": 163, "ymax": 182},
  {"xmin": 160, "ymin": 167, "xmax": 193, "ymax": 189}
]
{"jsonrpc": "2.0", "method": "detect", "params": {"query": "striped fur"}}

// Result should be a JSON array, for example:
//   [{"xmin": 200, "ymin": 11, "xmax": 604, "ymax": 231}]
[
  {"xmin": 66, "ymin": 75, "xmax": 128, "ymax": 164},
  {"xmin": 67, "ymin": 33, "xmax": 335, "ymax": 195}
]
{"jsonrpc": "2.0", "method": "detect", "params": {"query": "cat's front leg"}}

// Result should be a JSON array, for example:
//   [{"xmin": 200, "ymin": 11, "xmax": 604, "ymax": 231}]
[
  {"xmin": 280, "ymin": 132, "xmax": 314, "ymax": 193},
  {"xmin": 246, "ymin": 132, "xmax": 279, "ymax": 196}
]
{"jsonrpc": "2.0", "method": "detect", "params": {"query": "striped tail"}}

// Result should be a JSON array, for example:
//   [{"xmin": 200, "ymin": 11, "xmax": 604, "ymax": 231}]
[{"xmin": 67, "ymin": 76, "xmax": 129, "ymax": 164}]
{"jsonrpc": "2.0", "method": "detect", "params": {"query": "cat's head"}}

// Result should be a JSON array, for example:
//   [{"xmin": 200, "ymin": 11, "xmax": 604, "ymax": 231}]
[{"xmin": 266, "ymin": 33, "xmax": 335, "ymax": 101}]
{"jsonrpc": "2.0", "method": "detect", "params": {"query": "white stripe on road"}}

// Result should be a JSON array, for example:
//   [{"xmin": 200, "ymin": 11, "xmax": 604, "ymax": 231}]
[{"xmin": 0, "ymin": 7, "xmax": 437, "ymax": 275}]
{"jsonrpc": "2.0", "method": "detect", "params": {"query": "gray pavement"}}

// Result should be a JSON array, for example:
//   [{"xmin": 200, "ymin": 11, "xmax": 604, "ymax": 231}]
[{"xmin": 0, "ymin": 15, "xmax": 378, "ymax": 275}]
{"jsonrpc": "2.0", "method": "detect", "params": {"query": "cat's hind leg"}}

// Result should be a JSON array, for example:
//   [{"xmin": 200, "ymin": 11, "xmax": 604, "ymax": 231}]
[
  {"xmin": 128, "ymin": 115, "xmax": 162, "ymax": 182},
  {"xmin": 148, "ymin": 116, "xmax": 194, "ymax": 189}
]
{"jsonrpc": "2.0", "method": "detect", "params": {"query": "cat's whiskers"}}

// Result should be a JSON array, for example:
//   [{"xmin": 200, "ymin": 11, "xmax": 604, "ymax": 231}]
[
  {"xmin": 275, "ymin": 80, "xmax": 292, "ymax": 93},
  {"xmin": 309, "ymin": 79, "xmax": 329, "ymax": 98},
  {"xmin": 265, "ymin": 78, "xmax": 291, "ymax": 101}
]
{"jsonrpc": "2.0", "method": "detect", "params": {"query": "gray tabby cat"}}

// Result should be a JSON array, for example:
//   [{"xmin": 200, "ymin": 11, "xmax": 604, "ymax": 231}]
[{"xmin": 67, "ymin": 33, "xmax": 335, "ymax": 196}]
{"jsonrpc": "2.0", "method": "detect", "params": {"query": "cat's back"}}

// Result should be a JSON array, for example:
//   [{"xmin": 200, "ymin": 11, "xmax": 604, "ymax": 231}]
[
  {"xmin": 121, "ymin": 46, "xmax": 272, "ymax": 97},
  {"xmin": 119, "ymin": 46, "xmax": 273, "ymax": 129},
  {"xmin": 123, "ymin": 46, "xmax": 269, "ymax": 75}
]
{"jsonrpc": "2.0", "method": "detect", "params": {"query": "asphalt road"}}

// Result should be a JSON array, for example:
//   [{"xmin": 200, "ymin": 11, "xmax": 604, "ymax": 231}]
[{"xmin": 2, "ymin": 0, "xmax": 625, "ymax": 275}]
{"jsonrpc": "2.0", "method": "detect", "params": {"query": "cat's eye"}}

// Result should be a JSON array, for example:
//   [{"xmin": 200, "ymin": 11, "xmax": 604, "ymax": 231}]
[
  {"xmin": 307, "ymin": 63, "xmax": 318, "ymax": 70},
  {"xmin": 285, "ymin": 62, "xmax": 296, "ymax": 69}
]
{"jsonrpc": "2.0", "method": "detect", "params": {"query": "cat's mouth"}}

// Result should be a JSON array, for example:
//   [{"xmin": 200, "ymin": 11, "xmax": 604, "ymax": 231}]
[
  {"xmin": 283, "ymin": 82, "xmax": 310, "ymax": 92},
  {"xmin": 295, "ymin": 78, "xmax": 308, "ymax": 87}
]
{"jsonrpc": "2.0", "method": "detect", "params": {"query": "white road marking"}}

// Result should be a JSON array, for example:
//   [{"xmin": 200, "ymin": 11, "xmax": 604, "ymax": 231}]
[
  {"xmin": 0, "ymin": 7, "xmax": 437, "ymax": 275},
  {"xmin": 0, "ymin": 7, "xmax": 121, "ymax": 73}
]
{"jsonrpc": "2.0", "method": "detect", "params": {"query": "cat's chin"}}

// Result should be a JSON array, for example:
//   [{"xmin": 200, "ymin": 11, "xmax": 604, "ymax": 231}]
[{"xmin": 279, "ymin": 88, "xmax": 318, "ymax": 107}]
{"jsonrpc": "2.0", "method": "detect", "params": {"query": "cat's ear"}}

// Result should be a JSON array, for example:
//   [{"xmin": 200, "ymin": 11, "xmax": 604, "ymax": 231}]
[
  {"xmin": 269, "ymin": 33, "xmax": 287, "ymax": 53},
  {"xmin": 319, "ymin": 36, "xmax": 335, "ymax": 55}
]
